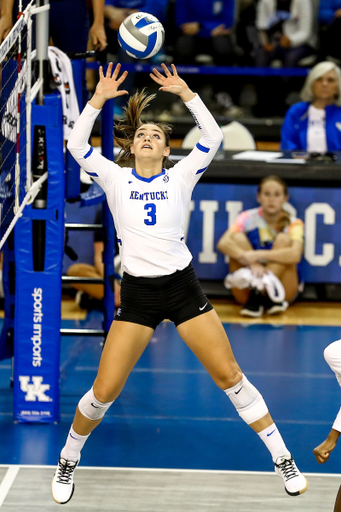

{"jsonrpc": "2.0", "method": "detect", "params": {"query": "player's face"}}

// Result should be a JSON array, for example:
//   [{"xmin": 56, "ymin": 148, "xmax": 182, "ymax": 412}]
[
  {"xmin": 131, "ymin": 124, "xmax": 170, "ymax": 163},
  {"xmin": 312, "ymin": 70, "xmax": 339, "ymax": 103},
  {"xmin": 257, "ymin": 181, "xmax": 288, "ymax": 215}
]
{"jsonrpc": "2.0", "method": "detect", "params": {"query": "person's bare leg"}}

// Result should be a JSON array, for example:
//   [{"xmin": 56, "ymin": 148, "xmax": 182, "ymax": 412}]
[
  {"xmin": 177, "ymin": 309, "xmax": 273, "ymax": 430},
  {"xmin": 52, "ymin": 320, "xmax": 154, "ymax": 504},
  {"xmin": 334, "ymin": 485, "xmax": 341, "ymax": 512},
  {"xmin": 73, "ymin": 320, "xmax": 154, "ymax": 435},
  {"xmin": 228, "ymin": 233, "xmax": 254, "ymax": 305},
  {"xmin": 177, "ymin": 310, "xmax": 308, "ymax": 495},
  {"xmin": 67, "ymin": 263, "xmax": 104, "ymax": 300},
  {"xmin": 266, "ymin": 234, "xmax": 299, "ymax": 301}
]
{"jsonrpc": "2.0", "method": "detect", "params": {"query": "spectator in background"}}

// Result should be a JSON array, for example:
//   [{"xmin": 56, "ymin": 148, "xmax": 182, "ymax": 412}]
[
  {"xmin": 255, "ymin": 0, "xmax": 316, "ymax": 67},
  {"xmin": 217, "ymin": 175, "xmax": 304, "ymax": 318},
  {"xmin": 103, "ymin": 0, "xmax": 169, "ymax": 115},
  {"xmin": 0, "ymin": 0, "xmax": 107, "ymax": 52},
  {"xmin": 0, "ymin": 0, "xmax": 107, "ymax": 110},
  {"xmin": 175, "ymin": 0, "xmax": 235, "ymax": 66},
  {"xmin": 174, "ymin": 0, "xmax": 244, "ymax": 117},
  {"xmin": 104, "ymin": 0, "xmax": 168, "ymax": 32},
  {"xmin": 318, "ymin": 0, "xmax": 341, "ymax": 64},
  {"xmin": 253, "ymin": 0, "xmax": 316, "ymax": 116},
  {"xmin": 281, "ymin": 61, "xmax": 341, "ymax": 151}
]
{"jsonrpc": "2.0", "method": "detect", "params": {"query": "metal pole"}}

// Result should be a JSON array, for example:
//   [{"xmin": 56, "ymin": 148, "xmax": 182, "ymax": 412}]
[{"xmin": 35, "ymin": 0, "xmax": 49, "ymax": 105}]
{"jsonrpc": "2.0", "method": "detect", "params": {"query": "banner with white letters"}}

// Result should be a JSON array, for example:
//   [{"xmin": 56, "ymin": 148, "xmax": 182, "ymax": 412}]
[{"xmin": 185, "ymin": 183, "xmax": 341, "ymax": 282}]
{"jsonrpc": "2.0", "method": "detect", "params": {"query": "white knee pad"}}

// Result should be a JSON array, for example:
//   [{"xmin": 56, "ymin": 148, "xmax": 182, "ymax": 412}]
[
  {"xmin": 78, "ymin": 387, "xmax": 114, "ymax": 421},
  {"xmin": 224, "ymin": 374, "xmax": 268, "ymax": 425}
]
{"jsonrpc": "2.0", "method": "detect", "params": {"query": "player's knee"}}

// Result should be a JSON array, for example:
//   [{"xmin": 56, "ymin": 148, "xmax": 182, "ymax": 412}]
[
  {"xmin": 66, "ymin": 264, "xmax": 78, "ymax": 276},
  {"xmin": 215, "ymin": 368, "xmax": 243, "ymax": 390},
  {"xmin": 66, "ymin": 263, "xmax": 85, "ymax": 276},
  {"xmin": 273, "ymin": 233, "xmax": 291, "ymax": 248},
  {"xmin": 324, "ymin": 339, "xmax": 341, "ymax": 372},
  {"xmin": 224, "ymin": 374, "xmax": 268, "ymax": 425},
  {"xmin": 78, "ymin": 387, "xmax": 114, "ymax": 421}
]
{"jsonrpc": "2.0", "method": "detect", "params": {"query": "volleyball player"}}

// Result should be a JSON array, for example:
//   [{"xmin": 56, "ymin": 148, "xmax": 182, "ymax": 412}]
[
  {"xmin": 314, "ymin": 339, "xmax": 341, "ymax": 512},
  {"xmin": 51, "ymin": 62, "xmax": 308, "ymax": 504}
]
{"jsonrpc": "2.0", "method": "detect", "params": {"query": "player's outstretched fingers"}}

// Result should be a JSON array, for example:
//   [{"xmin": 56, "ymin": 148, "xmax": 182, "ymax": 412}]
[
  {"xmin": 106, "ymin": 62, "xmax": 114, "ymax": 78},
  {"xmin": 161, "ymin": 63, "xmax": 171, "ymax": 76},
  {"xmin": 170, "ymin": 64, "xmax": 178, "ymax": 76}
]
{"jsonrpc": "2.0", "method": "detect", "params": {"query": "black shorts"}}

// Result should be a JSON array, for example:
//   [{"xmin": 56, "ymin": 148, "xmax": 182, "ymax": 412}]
[{"xmin": 115, "ymin": 263, "xmax": 213, "ymax": 330}]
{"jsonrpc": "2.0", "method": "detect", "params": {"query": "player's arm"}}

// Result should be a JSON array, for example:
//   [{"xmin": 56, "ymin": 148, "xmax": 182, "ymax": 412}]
[
  {"xmin": 90, "ymin": 0, "xmax": 107, "ymax": 51},
  {"xmin": 248, "ymin": 240, "xmax": 303, "ymax": 265},
  {"xmin": 313, "ymin": 428, "xmax": 341, "ymax": 464},
  {"xmin": 0, "ymin": 0, "xmax": 14, "ymax": 43},
  {"xmin": 217, "ymin": 229, "xmax": 245, "ymax": 260},
  {"xmin": 68, "ymin": 63, "xmax": 128, "ymax": 189},
  {"xmin": 150, "ymin": 64, "xmax": 223, "ymax": 179}
]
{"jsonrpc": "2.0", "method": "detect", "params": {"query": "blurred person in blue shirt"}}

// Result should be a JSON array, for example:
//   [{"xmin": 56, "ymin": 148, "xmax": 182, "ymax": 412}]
[
  {"xmin": 175, "ymin": 0, "xmax": 235, "ymax": 66},
  {"xmin": 104, "ymin": 0, "xmax": 168, "ymax": 30},
  {"xmin": 281, "ymin": 61, "xmax": 341, "ymax": 151},
  {"xmin": 173, "ymin": 0, "xmax": 244, "ymax": 116},
  {"xmin": 318, "ymin": 0, "xmax": 341, "ymax": 63}
]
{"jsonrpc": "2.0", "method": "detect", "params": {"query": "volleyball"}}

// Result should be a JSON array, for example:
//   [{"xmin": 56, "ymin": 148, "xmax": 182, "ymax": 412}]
[{"xmin": 118, "ymin": 12, "xmax": 165, "ymax": 59}]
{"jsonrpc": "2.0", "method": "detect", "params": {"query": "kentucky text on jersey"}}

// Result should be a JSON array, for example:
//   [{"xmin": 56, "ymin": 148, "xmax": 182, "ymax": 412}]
[{"xmin": 129, "ymin": 191, "xmax": 169, "ymax": 200}]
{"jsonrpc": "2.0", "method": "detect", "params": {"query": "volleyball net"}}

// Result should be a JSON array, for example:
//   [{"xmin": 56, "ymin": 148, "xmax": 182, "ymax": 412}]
[{"xmin": 0, "ymin": 0, "xmax": 48, "ymax": 250}]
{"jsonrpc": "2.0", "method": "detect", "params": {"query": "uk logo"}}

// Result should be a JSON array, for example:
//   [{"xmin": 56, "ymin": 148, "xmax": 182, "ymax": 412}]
[{"xmin": 19, "ymin": 376, "xmax": 51, "ymax": 402}]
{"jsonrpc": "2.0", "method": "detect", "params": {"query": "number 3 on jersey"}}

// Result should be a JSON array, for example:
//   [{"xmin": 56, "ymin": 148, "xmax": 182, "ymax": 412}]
[{"xmin": 144, "ymin": 203, "xmax": 156, "ymax": 225}]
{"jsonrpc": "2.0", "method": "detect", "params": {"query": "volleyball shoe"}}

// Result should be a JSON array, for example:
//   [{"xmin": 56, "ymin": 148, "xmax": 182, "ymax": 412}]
[
  {"xmin": 51, "ymin": 454, "xmax": 80, "ymax": 504},
  {"xmin": 275, "ymin": 454, "xmax": 309, "ymax": 496}
]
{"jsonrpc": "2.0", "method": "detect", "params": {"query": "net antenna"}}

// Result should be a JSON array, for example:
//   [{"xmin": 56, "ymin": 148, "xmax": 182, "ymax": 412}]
[{"xmin": 0, "ymin": 0, "xmax": 49, "ymax": 250}]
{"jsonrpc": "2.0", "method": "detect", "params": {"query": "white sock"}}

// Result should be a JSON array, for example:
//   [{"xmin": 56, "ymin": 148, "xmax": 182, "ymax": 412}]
[
  {"xmin": 60, "ymin": 425, "xmax": 90, "ymax": 462},
  {"xmin": 257, "ymin": 423, "xmax": 290, "ymax": 463}
]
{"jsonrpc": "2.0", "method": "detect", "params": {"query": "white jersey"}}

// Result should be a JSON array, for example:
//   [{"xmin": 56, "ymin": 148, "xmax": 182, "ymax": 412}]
[{"xmin": 67, "ymin": 94, "xmax": 223, "ymax": 277}]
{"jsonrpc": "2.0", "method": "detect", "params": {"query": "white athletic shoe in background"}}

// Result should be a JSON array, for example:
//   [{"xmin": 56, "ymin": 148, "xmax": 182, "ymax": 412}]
[
  {"xmin": 275, "ymin": 454, "xmax": 309, "ymax": 496},
  {"xmin": 51, "ymin": 455, "xmax": 80, "ymax": 504}
]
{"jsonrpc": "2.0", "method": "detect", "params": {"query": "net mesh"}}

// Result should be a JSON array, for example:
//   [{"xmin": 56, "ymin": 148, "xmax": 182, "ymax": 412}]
[{"xmin": 0, "ymin": 3, "xmax": 34, "ymax": 246}]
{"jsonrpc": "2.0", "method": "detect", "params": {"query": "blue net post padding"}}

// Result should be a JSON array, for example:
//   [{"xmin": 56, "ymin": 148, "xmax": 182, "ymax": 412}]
[
  {"xmin": 13, "ymin": 92, "xmax": 65, "ymax": 423},
  {"xmin": 101, "ymin": 98, "xmax": 116, "ymax": 331},
  {"xmin": 64, "ymin": 59, "xmax": 87, "ymax": 200}
]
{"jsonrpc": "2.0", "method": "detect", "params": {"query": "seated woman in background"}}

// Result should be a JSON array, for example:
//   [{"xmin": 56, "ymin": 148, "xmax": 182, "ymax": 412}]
[
  {"xmin": 217, "ymin": 175, "xmax": 304, "ymax": 318},
  {"xmin": 281, "ymin": 61, "xmax": 341, "ymax": 152}
]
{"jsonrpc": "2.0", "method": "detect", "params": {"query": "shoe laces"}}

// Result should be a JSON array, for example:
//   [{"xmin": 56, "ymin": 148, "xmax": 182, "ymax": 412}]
[
  {"xmin": 56, "ymin": 458, "xmax": 77, "ymax": 484},
  {"xmin": 276, "ymin": 457, "xmax": 299, "ymax": 481}
]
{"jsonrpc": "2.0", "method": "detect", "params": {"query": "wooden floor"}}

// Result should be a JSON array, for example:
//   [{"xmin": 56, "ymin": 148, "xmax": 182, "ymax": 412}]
[
  {"xmin": 211, "ymin": 299, "xmax": 341, "ymax": 326},
  {"xmin": 60, "ymin": 298, "xmax": 341, "ymax": 326},
  {"xmin": 0, "ymin": 466, "xmax": 339, "ymax": 511}
]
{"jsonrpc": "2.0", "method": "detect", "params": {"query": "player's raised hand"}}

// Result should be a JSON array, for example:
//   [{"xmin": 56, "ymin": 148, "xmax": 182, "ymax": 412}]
[
  {"xmin": 90, "ymin": 63, "xmax": 128, "ymax": 109},
  {"xmin": 150, "ymin": 64, "xmax": 195, "ymax": 102}
]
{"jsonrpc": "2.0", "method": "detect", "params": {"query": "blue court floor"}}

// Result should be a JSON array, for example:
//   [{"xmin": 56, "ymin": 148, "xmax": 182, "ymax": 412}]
[{"xmin": 0, "ymin": 312, "xmax": 340, "ymax": 475}]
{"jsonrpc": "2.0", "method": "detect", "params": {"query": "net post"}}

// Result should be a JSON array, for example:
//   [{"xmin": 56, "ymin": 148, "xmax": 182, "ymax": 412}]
[
  {"xmin": 35, "ymin": 0, "xmax": 49, "ymax": 106},
  {"xmin": 25, "ymin": 3, "xmax": 33, "ymax": 191},
  {"xmin": 101, "ymin": 97, "xmax": 116, "ymax": 331}
]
